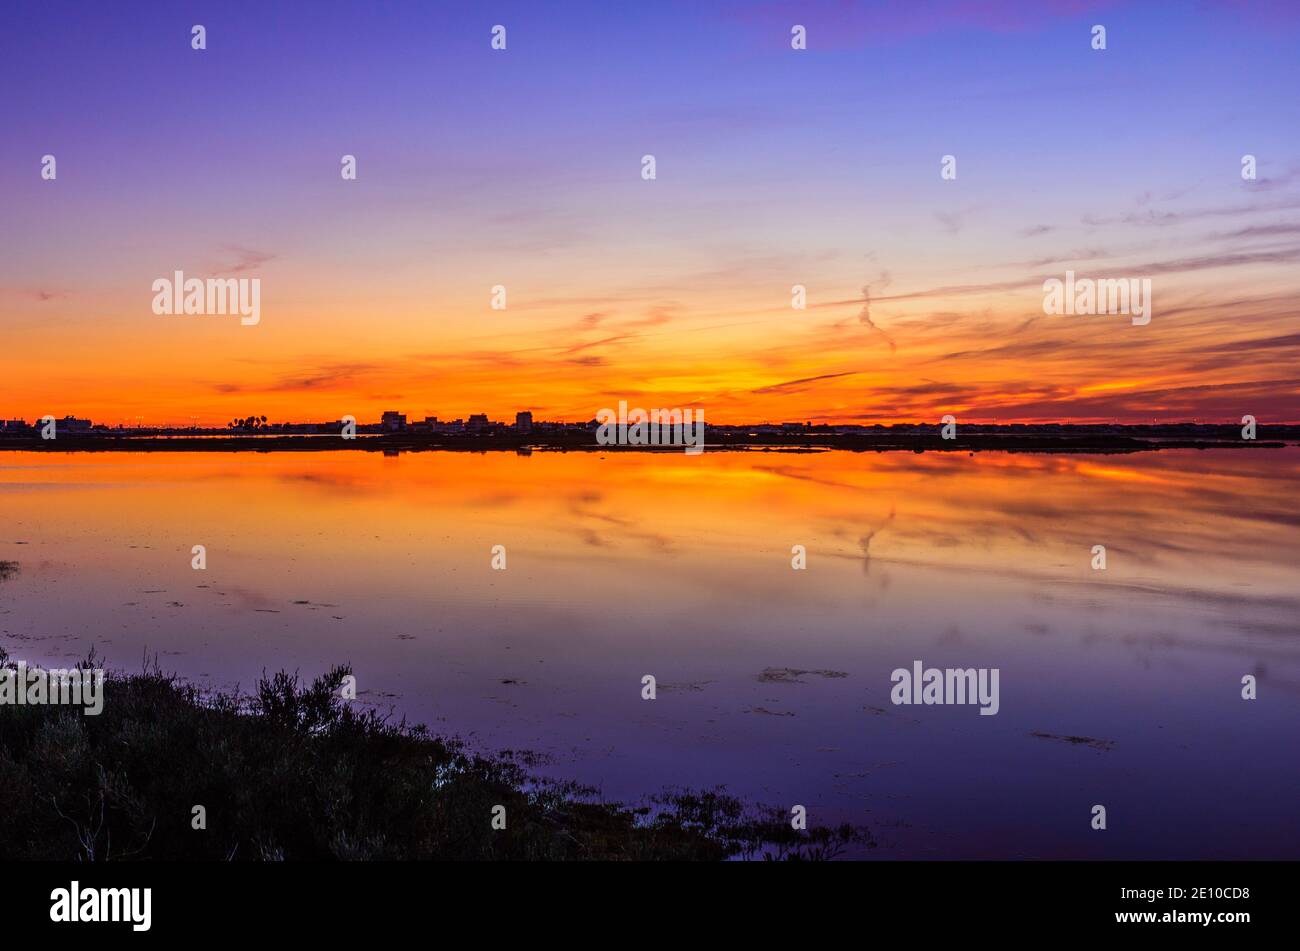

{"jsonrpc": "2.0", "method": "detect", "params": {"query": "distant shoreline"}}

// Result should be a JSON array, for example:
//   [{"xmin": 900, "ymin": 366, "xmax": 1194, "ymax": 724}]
[{"xmin": 0, "ymin": 431, "xmax": 1293, "ymax": 454}]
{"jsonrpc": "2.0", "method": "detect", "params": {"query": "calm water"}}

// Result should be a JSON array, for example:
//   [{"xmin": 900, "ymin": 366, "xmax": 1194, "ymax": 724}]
[{"xmin": 2, "ymin": 447, "xmax": 1297, "ymax": 858}]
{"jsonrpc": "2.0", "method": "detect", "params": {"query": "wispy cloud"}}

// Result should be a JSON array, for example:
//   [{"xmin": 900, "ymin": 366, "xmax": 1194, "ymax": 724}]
[
  {"xmin": 217, "ymin": 246, "xmax": 276, "ymax": 274},
  {"xmin": 752, "ymin": 371, "xmax": 860, "ymax": 395}
]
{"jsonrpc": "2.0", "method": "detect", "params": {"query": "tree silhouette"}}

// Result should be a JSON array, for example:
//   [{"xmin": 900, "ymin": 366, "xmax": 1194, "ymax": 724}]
[{"xmin": 227, "ymin": 415, "xmax": 270, "ymax": 430}]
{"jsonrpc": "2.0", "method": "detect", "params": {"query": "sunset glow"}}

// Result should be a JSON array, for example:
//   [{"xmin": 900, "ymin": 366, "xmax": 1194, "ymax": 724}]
[{"xmin": 3, "ymin": 1, "xmax": 1297, "ymax": 426}]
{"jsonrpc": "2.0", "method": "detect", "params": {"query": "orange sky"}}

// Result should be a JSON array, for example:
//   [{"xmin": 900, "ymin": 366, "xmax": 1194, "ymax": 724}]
[
  {"xmin": 3, "ymin": 2, "xmax": 1298, "ymax": 425},
  {"xmin": 5, "ymin": 252, "xmax": 1298, "ymax": 426}
]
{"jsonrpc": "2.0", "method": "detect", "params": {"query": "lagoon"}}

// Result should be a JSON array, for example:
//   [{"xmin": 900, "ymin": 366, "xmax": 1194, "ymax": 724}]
[{"xmin": 1, "ymin": 447, "xmax": 1296, "ymax": 858}]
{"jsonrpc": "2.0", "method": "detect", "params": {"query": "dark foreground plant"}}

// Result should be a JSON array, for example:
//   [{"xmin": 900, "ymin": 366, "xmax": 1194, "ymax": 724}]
[{"xmin": 0, "ymin": 647, "xmax": 872, "ymax": 861}]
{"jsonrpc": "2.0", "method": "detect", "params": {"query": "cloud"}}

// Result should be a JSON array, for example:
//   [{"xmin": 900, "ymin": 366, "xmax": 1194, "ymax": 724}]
[
  {"xmin": 1213, "ymin": 223, "xmax": 1300, "ymax": 240},
  {"xmin": 1084, "ymin": 196, "xmax": 1300, "ymax": 229},
  {"xmin": 1001, "ymin": 248, "xmax": 1111, "ymax": 269},
  {"xmin": 218, "ymin": 246, "xmax": 276, "ymax": 274},
  {"xmin": 822, "ymin": 246, "xmax": 1300, "ymax": 311},
  {"xmin": 211, "ymin": 361, "xmax": 382, "ymax": 394},
  {"xmin": 751, "ymin": 371, "xmax": 860, "ymax": 395},
  {"xmin": 560, "ymin": 334, "xmax": 636, "ymax": 356},
  {"xmin": 935, "ymin": 210, "xmax": 965, "ymax": 234},
  {"xmin": 1246, "ymin": 162, "xmax": 1300, "ymax": 192},
  {"xmin": 857, "ymin": 274, "xmax": 897, "ymax": 352},
  {"xmin": 981, "ymin": 376, "xmax": 1300, "ymax": 421},
  {"xmin": 1195, "ymin": 332, "xmax": 1300, "ymax": 353}
]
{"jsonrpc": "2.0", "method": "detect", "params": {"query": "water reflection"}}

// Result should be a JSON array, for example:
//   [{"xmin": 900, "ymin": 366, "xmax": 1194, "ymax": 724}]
[{"xmin": 1, "ymin": 447, "xmax": 1297, "ymax": 858}]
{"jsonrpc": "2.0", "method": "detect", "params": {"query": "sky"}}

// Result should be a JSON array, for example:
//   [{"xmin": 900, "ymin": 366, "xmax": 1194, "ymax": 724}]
[{"xmin": 2, "ymin": 0, "xmax": 1298, "ymax": 425}]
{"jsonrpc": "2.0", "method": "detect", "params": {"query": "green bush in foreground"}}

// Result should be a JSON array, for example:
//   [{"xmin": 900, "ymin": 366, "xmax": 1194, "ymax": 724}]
[{"xmin": 0, "ymin": 647, "xmax": 870, "ymax": 861}]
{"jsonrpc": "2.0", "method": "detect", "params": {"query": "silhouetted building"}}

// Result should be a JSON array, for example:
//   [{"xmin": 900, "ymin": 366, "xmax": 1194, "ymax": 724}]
[
  {"xmin": 467, "ymin": 414, "xmax": 489, "ymax": 434},
  {"xmin": 515, "ymin": 411, "xmax": 533, "ymax": 433},
  {"xmin": 380, "ymin": 411, "xmax": 407, "ymax": 432}
]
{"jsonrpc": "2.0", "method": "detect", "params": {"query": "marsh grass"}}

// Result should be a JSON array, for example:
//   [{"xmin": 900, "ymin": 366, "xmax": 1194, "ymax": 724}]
[{"xmin": 0, "ymin": 646, "xmax": 871, "ymax": 861}]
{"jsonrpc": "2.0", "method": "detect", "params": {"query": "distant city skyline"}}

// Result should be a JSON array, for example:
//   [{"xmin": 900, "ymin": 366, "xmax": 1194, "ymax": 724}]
[{"xmin": 0, "ymin": 407, "xmax": 1287, "ymax": 433}]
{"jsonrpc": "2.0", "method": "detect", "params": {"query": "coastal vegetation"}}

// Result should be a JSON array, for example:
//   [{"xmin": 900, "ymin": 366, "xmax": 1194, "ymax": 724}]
[{"xmin": 0, "ymin": 646, "xmax": 868, "ymax": 861}]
